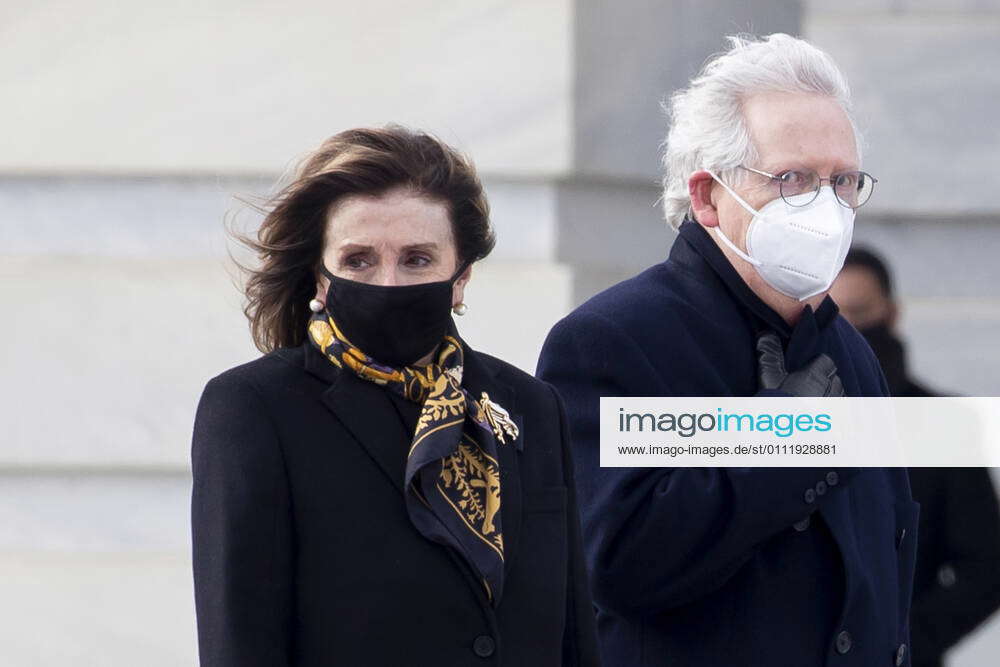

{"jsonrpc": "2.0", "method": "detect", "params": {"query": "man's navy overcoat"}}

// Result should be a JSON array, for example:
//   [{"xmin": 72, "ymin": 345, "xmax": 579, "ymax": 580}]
[{"xmin": 537, "ymin": 220, "xmax": 918, "ymax": 667}]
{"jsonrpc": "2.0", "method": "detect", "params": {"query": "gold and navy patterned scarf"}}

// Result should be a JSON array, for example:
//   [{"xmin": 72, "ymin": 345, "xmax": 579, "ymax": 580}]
[{"xmin": 307, "ymin": 312, "xmax": 507, "ymax": 604}]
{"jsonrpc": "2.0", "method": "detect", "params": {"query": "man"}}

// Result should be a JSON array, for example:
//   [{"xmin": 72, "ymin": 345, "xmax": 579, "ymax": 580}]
[
  {"xmin": 832, "ymin": 247, "xmax": 1000, "ymax": 667},
  {"xmin": 538, "ymin": 34, "xmax": 917, "ymax": 666}
]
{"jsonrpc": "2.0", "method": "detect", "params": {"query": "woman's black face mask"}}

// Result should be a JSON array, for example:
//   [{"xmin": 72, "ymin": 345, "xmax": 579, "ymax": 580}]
[{"xmin": 320, "ymin": 262, "xmax": 467, "ymax": 367}]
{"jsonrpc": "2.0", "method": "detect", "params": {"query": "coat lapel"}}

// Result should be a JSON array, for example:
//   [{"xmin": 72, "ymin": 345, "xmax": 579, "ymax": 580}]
[{"xmin": 303, "ymin": 342, "xmax": 409, "ymax": 494}]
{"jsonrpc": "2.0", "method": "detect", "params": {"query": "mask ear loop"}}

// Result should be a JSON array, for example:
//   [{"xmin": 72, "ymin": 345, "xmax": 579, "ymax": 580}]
[{"xmin": 704, "ymin": 169, "xmax": 764, "ymax": 267}]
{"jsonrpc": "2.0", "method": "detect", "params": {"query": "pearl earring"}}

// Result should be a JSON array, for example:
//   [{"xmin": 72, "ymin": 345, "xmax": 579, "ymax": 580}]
[
  {"xmin": 309, "ymin": 299, "xmax": 325, "ymax": 313},
  {"xmin": 453, "ymin": 302, "xmax": 468, "ymax": 316}
]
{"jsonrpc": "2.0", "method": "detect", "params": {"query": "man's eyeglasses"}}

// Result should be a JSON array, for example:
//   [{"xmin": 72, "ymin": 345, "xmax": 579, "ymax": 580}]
[{"xmin": 739, "ymin": 165, "xmax": 878, "ymax": 210}]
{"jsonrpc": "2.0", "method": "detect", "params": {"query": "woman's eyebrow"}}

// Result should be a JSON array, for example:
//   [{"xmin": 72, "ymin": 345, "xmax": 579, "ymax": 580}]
[
  {"xmin": 336, "ymin": 242, "xmax": 373, "ymax": 253},
  {"xmin": 401, "ymin": 242, "xmax": 439, "ymax": 253},
  {"xmin": 335, "ymin": 242, "xmax": 440, "ymax": 255}
]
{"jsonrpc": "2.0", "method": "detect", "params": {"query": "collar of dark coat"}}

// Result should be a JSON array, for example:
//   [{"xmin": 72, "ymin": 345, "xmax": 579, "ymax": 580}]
[
  {"xmin": 674, "ymin": 218, "xmax": 841, "ymax": 371},
  {"xmin": 281, "ymin": 337, "xmax": 525, "ymax": 584}
]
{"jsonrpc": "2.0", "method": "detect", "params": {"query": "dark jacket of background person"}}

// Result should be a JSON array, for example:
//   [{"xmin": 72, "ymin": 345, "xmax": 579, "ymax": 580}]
[
  {"xmin": 909, "ymin": 465, "xmax": 1000, "ymax": 667},
  {"xmin": 191, "ymin": 340, "xmax": 600, "ymax": 667},
  {"xmin": 536, "ymin": 220, "xmax": 918, "ymax": 667},
  {"xmin": 865, "ymin": 327, "xmax": 1000, "ymax": 667}
]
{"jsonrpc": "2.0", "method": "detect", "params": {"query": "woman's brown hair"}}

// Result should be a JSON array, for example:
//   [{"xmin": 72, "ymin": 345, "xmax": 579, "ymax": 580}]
[{"xmin": 233, "ymin": 126, "xmax": 495, "ymax": 353}]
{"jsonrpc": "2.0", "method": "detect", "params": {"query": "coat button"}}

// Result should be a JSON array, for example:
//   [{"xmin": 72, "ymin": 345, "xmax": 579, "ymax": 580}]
[
  {"xmin": 804, "ymin": 488, "xmax": 817, "ymax": 504},
  {"xmin": 835, "ymin": 630, "xmax": 852, "ymax": 654},
  {"xmin": 937, "ymin": 564, "xmax": 957, "ymax": 588},
  {"xmin": 895, "ymin": 643, "xmax": 907, "ymax": 666},
  {"xmin": 793, "ymin": 516, "xmax": 811, "ymax": 531},
  {"xmin": 815, "ymin": 480, "xmax": 828, "ymax": 496},
  {"xmin": 826, "ymin": 471, "xmax": 839, "ymax": 486},
  {"xmin": 473, "ymin": 635, "xmax": 495, "ymax": 658}
]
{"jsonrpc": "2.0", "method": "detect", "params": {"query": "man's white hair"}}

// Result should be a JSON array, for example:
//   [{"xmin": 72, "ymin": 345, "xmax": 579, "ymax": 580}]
[{"xmin": 661, "ymin": 33, "xmax": 862, "ymax": 229}]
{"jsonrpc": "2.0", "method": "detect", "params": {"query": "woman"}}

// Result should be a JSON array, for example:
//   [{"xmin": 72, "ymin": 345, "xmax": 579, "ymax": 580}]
[{"xmin": 191, "ymin": 126, "xmax": 599, "ymax": 666}]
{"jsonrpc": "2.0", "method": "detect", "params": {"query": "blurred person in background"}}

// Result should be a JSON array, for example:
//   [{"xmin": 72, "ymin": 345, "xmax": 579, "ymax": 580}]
[
  {"xmin": 831, "ymin": 246, "xmax": 1000, "ymax": 667},
  {"xmin": 191, "ymin": 126, "xmax": 599, "ymax": 666},
  {"xmin": 538, "ymin": 34, "xmax": 917, "ymax": 666}
]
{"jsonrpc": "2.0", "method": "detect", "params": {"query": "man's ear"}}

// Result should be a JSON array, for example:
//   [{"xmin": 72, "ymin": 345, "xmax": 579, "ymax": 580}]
[{"xmin": 688, "ymin": 170, "xmax": 720, "ymax": 228}]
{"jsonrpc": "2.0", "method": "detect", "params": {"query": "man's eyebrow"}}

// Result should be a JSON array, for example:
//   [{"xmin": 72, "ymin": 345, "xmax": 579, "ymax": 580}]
[{"xmin": 758, "ymin": 162, "xmax": 861, "ymax": 175}]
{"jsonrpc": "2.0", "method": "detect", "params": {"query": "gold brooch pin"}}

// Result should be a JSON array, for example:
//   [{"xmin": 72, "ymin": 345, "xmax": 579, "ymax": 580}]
[{"xmin": 480, "ymin": 392, "xmax": 519, "ymax": 445}]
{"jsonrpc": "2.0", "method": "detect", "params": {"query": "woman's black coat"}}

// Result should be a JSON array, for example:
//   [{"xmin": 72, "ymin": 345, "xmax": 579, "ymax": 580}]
[{"xmin": 191, "ymin": 340, "xmax": 599, "ymax": 666}]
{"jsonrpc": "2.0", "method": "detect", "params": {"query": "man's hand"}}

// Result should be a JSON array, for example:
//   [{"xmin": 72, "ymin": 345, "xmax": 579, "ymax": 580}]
[{"xmin": 757, "ymin": 331, "xmax": 845, "ymax": 397}]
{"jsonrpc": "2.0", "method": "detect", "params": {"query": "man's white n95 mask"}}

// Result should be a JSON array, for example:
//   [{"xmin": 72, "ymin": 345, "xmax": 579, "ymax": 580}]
[{"xmin": 705, "ymin": 170, "xmax": 855, "ymax": 301}]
